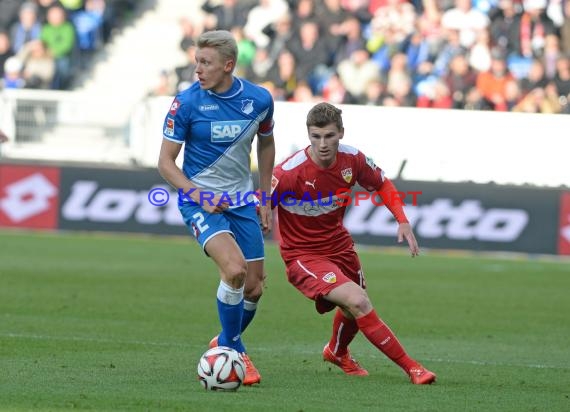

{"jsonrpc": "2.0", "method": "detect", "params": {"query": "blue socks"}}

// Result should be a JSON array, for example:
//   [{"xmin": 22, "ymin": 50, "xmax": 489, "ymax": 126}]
[
  {"xmin": 216, "ymin": 281, "xmax": 245, "ymax": 353},
  {"xmin": 241, "ymin": 300, "xmax": 258, "ymax": 332}
]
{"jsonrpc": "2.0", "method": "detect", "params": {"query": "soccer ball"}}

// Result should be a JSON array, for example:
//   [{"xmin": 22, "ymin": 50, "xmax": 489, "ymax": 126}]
[{"xmin": 197, "ymin": 346, "xmax": 246, "ymax": 391}]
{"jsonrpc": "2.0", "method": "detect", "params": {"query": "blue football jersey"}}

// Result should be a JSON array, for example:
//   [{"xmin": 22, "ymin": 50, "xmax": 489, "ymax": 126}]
[{"xmin": 162, "ymin": 77, "xmax": 274, "ymax": 206}]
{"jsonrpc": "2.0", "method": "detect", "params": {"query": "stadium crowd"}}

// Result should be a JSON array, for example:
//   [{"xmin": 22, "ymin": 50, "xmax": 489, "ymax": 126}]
[
  {"xmin": 0, "ymin": 0, "xmax": 137, "ymax": 90},
  {"xmin": 161, "ymin": 0, "xmax": 570, "ymax": 114}
]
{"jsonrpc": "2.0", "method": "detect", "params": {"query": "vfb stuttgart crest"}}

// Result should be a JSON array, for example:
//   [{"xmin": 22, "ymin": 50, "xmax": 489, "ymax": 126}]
[{"xmin": 341, "ymin": 168, "xmax": 353, "ymax": 183}]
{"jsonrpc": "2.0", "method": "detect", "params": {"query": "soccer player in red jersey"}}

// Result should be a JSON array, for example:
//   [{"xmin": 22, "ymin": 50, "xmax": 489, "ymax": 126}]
[{"xmin": 270, "ymin": 102, "xmax": 436, "ymax": 384}]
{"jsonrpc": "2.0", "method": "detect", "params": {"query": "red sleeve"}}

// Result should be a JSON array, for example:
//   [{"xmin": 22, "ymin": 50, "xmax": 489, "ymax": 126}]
[
  {"xmin": 355, "ymin": 151, "xmax": 384, "ymax": 191},
  {"xmin": 377, "ymin": 178, "xmax": 409, "ymax": 224},
  {"xmin": 267, "ymin": 164, "xmax": 285, "ymax": 210}
]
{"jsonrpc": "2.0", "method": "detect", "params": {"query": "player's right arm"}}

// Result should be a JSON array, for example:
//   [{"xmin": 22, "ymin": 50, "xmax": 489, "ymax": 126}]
[{"xmin": 158, "ymin": 138, "xmax": 228, "ymax": 213}]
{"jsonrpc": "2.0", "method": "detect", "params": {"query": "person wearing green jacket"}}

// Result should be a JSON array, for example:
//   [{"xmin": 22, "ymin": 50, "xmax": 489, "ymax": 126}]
[{"xmin": 41, "ymin": 4, "xmax": 75, "ymax": 88}]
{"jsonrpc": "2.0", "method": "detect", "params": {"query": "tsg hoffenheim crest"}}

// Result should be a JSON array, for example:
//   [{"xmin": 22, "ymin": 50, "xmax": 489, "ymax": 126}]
[{"xmin": 241, "ymin": 99, "xmax": 254, "ymax": 114}]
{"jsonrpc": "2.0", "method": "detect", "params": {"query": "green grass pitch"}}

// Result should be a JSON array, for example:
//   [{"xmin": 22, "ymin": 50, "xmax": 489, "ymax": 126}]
[{"xmin": 0, "ymin": 230, "xmax": 569, "ymax": 411}]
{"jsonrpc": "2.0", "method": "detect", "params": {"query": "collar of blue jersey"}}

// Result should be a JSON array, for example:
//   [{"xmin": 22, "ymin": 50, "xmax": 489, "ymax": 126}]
[{"xmin": 206, "ymin": 77, "xmax": 243, "ymax": 99}]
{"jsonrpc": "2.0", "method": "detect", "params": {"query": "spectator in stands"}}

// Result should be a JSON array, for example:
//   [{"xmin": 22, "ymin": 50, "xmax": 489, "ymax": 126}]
[
  {"xmin": 41, "ymin": 4, "xmax": 76, "ymax": 89},
  {"xmin": 97, "ymin": 0, "xmax": 136, "ymax": 43},
  {"xmin": 331, "ymin": 16, "xmax": 367, "ymax": 68},
  {"xmin": 231, "ymin": 26, "xmax": 256, "ymax": 77},
  {"xmin": 386, "ymin": 52, "xmax": 414, "ymax": 100},
  {"xmin": 244, "ymin": 0, "xmax": 289, "ymax": 49},
  {"xmin": 441, "ymin": 0, "xmax": 490, "ymax": 49},
  {"xmin": 384, "ymin": 71, "xmax": 416, "ymax": 107},
  {"xmin": 551, "ymin": 55, "xmax": 570, "ymax": 99},
  {"xmin": 476, "ymin": 49, "xmax": 516, "ymax": 110},
  {"xmin": 244, "ymin": 47, "xmax": 273, "ymax": 84},
  {"xmin": 321, "ymin": 71, "xmax": 356, "ymax": 104},
  {"xmin": 542, "ymin": 33, "xmax": 562, "ymax": 79},
  {"xmin": 337, "ymin": 46, "xmax": 382, "ymax": 101},
  {"xmin": 10, "ymin": 2, "xmax": 42, "ymax": 54},
  {"xmin": 290, "ymin": 0, "xmax": 317, "ymax": 32},
  {"xmin": 202, "ymin": 0, "xmax": 251, "ymax": 32},
  {"xmin": 444, "ymin": 52, "xmax": 478, "ymax": 108},
  {"xmin": 504, "ymin": 78, "xmax": 522, "ymax": 109},
  {"xmin": 288, "ymin": 19, "xmax": 332, "ymax": 94},
  {"xmin": 416, "ymin": 78, "xmax": 454, "ymax": 108},
  {"xmin": 289, "ymin": 80, "xmax": 318, "ymax": 102},
  {"xmin": 433, "ymin": 28, "xmax": 467, "ymax": 76},
  {"xmin": 406, "ymin": 29, "xmax": 434, "ymax": 82},
  {"xmin": 178, "ymin": 16, "xmax": 199, "ymax": 53},
  {"xmin": 0, "ymin": 0, "xmax": 24, "ymax": 32},
  {"xmin": 340, "ymin": 0, "xmax": 372, "ymax": 25},
  {"xmin": 367, "ymin": 0, "xmax": 416, "ymax": 72},
  {"xmin": 316, "ymin": 0, "xmax": 351, "ymax": 55},
  {"xmin": 561, "ymin": 1, "xmax": 570, "ymax": 56},
  {"xmin": 265, "ymin": 48, "xmax": 297, "ymax": 101},
  {"xmin": 463, "ymin": 87, "xmax": 487, "ymax": 110},
  {"xmin": 69, "ymin": 0, "xmax": 105, "ymax": 66},
  {"xmin": 2, "ymin": 56, "xmax": 26, "ymax": 89},
  {"xmin": 507, "ymin": 0, "xmax": 557, "ymax": 59},
  {"xmin": 360, "ymin": 78, "xmax": 388, "ymax": 105},
  {"xmin": 36, "ymin": 0, "xmax": 62, "ymax": 24},
  {"xmin": 262, "ymin": 11, "xmax": 294, "ymax": 65},
  {"xmin": 519, "ymin": 57, "xmax": 548, "ymax": 94},
  {"xmin": 0, "ymin": 31, "xmax": 15, "ymax": 79},
  {"xmin": 488, "ymin": 0, "xmax": 519, "ymax": 51},
  {"xmin": 468, "ymin": 28, "xmax": 492, "ymax": 73},
  {"xmin": 512, "ymin": 83, "xmax": 561, "ymax": 112},
  {"xmin": 174, "ymin": 42, "xmax": 197, "ymax": 92},
  {"xmin": 16, "ymin": 38, "xmax": 55, "ymax": 88},
  {"xmin": 416, "ymin": 0, "xmax": 444, "ymax": 59}
]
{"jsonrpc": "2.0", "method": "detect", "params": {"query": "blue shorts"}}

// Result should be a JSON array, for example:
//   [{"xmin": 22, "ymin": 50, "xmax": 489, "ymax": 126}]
[{"xmin": 179, "ymin": 203, "xmax": 264, "ymax": 261}]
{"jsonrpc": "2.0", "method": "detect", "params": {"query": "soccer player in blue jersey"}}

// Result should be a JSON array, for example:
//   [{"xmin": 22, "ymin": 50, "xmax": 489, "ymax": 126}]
[{"xmin": 157, "ymin": 30, "xmax": 275, "ymax": 385}]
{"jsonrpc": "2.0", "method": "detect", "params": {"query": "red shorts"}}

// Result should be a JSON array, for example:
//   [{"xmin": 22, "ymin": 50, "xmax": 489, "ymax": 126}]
[{"xmin": 284, "ymin": 248, "xmax": 366, "ymax": 314}]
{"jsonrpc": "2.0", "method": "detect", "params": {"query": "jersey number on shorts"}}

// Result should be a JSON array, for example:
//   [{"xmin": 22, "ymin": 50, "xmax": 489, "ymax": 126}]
[{"xmin": 192, "ymin": 212, "xmax": 210, "ymax": 237}]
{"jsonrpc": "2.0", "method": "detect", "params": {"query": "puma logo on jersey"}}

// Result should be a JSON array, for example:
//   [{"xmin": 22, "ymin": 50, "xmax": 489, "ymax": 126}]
[
  {"xmin": 211, "ymin": 120, "xmax": 250, "ymax": 142},
  {"xmin": 305, "ymin": 179, "xmax": 316, "ymax": 189}
]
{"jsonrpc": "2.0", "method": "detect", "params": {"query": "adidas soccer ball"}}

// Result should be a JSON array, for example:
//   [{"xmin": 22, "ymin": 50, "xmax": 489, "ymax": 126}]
[{"xmin": 197, "ymin": 346, "xmax": 246, "ymax": 391}]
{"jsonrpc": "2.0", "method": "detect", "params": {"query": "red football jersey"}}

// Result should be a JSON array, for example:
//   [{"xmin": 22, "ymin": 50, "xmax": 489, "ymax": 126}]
[{"xmin": 272, "ymin": 144, "xmax": 385, "ymax": 259}]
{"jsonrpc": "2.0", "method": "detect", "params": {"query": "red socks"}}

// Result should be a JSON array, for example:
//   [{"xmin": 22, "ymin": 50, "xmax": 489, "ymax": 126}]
[
  {"xmin": 328, "ymin": 309, "xmax": 359, "ymax": 356},
  {"xmin": 355, "ymin": 309, "xmax": 419, "ymax": 373}
]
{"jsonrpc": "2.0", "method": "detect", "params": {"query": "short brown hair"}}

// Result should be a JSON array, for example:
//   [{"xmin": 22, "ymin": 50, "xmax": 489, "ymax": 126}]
[{"xmin": 306, "ymin": 102, "xmax": 343, "ymax": 130}]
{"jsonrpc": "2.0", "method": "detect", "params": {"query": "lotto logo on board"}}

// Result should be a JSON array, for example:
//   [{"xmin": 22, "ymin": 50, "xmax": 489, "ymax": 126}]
[
  {"xmin": 558, "ymin": 192, "xmax": 570, "ymax": 255},
  {"xmin": 0, "ymin": 165, "xmax": 60, "ymax": 229}
]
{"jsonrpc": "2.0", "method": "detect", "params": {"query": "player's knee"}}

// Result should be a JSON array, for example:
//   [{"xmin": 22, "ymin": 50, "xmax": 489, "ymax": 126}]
[
  {"xmin": 345, "ymin": 290, "xmax": 372, "ymax": 317},
  {"xmin": 244, "ymin": 283, "xmax": 263, "ymax": 302},
  {"xmin": 224, "ymin": 262, "xmax": 247, "ymax": 286}
]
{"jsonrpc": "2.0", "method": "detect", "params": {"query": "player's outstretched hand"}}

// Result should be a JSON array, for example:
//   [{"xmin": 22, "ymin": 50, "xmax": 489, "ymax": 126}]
[{"xmin": 397, "ymin": 223, "xmax": 419, "ymax": 257}]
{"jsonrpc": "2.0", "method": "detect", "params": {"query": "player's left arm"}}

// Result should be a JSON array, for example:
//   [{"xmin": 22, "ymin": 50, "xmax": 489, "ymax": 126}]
[
  {"xmin": 257, "ymin": 133, "xmax": 275, "ymax": 234},
  {"xmin": 378, "ymin": 178, "xmax": 419, "ymax": 257},
  {"xmin": 357, "ymin": 153, "xmax": 419, "ymax": 257}
]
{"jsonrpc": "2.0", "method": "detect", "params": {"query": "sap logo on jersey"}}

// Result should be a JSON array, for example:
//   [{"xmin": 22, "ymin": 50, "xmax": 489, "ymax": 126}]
[{"xmin": 211, "ymin": 120, "xmax": 250, "ymax": 142}]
